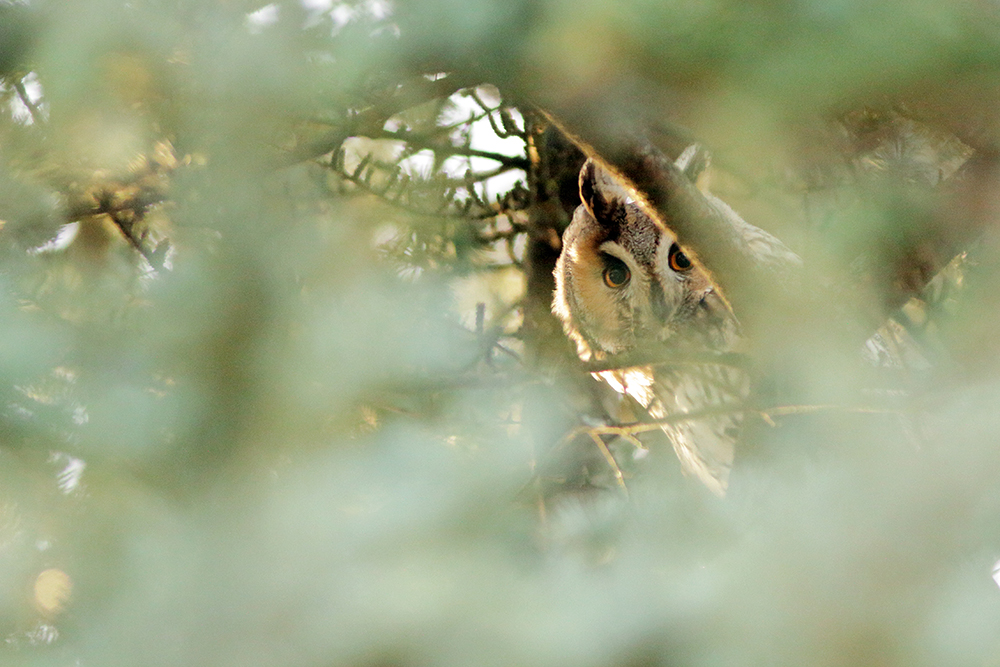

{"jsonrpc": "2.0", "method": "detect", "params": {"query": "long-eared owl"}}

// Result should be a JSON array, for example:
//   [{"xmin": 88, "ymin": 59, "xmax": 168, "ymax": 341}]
[{"xmin": 552, "ymin": 152, "xmax": 798, "ymax": 496}]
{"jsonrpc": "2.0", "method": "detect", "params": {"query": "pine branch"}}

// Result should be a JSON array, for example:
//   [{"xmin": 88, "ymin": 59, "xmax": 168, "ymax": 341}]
[
  {"xmin": 370, "ymin": 128, "xmax": 528, "ymax": 169},
  {"xmin": 13, "ymin": 77, "xmax": 42, "ymax": 125}
]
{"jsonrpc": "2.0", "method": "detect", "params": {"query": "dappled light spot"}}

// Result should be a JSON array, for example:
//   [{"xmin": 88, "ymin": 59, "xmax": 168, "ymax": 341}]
[
  {"xmin": 50, "ymin": 453, "xmax": 86, "ymax": 494},
  {"xmin": 26, "ymin": 623, "xmax": 59, "ymax": 646},
  {"xmin": 34, "ymin": 568, "xmax": 72, "ymax": 616}
]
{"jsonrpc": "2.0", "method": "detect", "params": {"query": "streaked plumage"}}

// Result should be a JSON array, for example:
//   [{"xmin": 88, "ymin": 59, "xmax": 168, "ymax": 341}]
[{"xmin": 553, "ymin": 153, "xmax": 797, "ymax": 495}]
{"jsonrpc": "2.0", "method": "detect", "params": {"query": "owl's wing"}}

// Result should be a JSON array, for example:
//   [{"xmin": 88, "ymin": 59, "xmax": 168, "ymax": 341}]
[
  {"xmin": 596, "ymin": 361, "xmax": 747, "ymax": 496},
  {"xmin": 704, "ymin": 192, "xmax": 802, "ymax": 269}
]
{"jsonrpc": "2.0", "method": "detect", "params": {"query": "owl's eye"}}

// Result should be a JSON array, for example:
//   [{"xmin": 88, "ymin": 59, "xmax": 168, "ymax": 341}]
[
  {"xmin": 602, "ymin": 256, "xmax": 631, "ymax": 288},
  {"xmin": 668, "ymin": 243, "xmax": 692, "ymax": 272}
]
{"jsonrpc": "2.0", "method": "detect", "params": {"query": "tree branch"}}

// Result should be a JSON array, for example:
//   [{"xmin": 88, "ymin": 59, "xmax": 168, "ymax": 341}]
[
  {"xmin": 371, "ymin": 128, "xmax": 529, "ymax": 169},
  {"xmin": 13, "ymin": 78, "xmax": 42, "ymax": 125}
]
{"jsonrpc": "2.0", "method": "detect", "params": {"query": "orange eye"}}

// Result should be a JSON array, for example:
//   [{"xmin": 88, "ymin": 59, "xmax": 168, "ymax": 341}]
[
  {"xmin": 668, "ymin": 243, "xmax": 692, "ymax": 272},
  {"xmin": 602, "ymin": 256, "xmax": 631, "ymax": 288}
]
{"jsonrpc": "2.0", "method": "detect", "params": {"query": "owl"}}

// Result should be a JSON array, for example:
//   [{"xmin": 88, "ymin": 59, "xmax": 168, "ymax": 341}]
[{"xmin": 552, "ymin": 150, "xmax": 799, "ymax": 496}]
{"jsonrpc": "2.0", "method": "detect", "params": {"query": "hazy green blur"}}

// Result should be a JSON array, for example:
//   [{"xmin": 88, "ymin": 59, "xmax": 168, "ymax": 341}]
[{"xmin": 0, "ymin": 1, "xmax": 998, "ymax": 666}]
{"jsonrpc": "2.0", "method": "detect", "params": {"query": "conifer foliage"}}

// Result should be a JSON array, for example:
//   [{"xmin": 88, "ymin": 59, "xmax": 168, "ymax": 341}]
[{"xmin": 0, "ymin": 2, "xmax": 999, "ymax": 665}]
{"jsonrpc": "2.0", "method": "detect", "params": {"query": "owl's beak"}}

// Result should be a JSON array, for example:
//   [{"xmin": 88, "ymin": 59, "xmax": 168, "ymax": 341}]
[{"xmin": 650, "ymin": 280, "xmax": 671, "ymax": 325}]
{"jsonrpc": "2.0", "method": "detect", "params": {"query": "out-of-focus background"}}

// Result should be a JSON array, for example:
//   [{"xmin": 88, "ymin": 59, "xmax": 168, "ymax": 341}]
[{"xmin": 1, "ymin": 1, "xmax": 999, "ymax": 665}]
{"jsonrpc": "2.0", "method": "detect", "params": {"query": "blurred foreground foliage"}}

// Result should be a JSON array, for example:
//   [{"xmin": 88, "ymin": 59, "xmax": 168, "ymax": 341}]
[{"xmin": 0, "ymin": 1, "xmax": 999, "ymax": 666}]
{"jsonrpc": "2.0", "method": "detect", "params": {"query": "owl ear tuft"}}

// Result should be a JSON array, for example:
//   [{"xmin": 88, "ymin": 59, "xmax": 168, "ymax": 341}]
[{"xmin": 578, "ymin": 159, "xmax": 628, "ymax": 228}]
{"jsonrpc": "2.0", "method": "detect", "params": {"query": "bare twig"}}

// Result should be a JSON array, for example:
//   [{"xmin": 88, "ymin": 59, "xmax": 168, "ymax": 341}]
[
  {"xmin": 371, "ymin": 128, "xmax": 528, "ymax": 169},
  {"xmin": 284, "ymin": 74, "xmax": 483, "ymax": 166},
  {"xmin": 332, "ymin": 159, "xmax": 501, "ymax": 220},
  {"xmin": 13, "ymin": 78, "xmax": 43, "ymax": 125},
  {"xmin": 467, "ymin": 88, "xmax": 526, "ymax": 139},
  {"xmin": 588, "ymin": 431, "xmax": 630, "ymax": 496}
]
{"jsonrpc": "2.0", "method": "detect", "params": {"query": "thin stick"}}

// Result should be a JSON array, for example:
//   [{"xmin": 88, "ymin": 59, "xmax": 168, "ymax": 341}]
[{"xmin": 588, "ymin": 431, "xmax": 629, "ymax": 498}]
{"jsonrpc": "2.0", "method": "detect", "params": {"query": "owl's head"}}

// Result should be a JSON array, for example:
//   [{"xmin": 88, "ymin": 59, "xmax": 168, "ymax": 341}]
[{"xmin": 553, "ymin": 159, "xmax": 722, "ymax": 361}]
